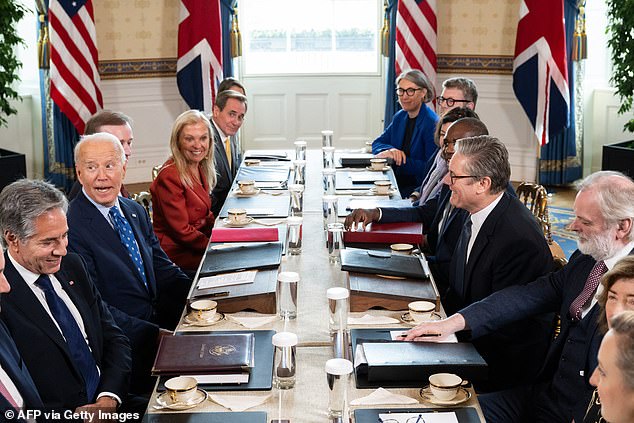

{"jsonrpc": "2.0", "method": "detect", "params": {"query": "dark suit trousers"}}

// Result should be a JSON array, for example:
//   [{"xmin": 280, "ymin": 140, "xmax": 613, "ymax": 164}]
[{"xmin": 479, "ymin": 383, "xmax": 569, "ymax": 423}]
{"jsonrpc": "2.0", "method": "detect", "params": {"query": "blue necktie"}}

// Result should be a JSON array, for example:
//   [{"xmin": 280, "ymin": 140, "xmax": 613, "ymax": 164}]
[
  {"xmin": 109, "ymin": 205, "xmax": 148, "ymax": 288},
  {"xmin": 35, "ymin": 275, "xmax": 99, "ymax": 401},
  {"xmin": 453, "ymin": 217, "xmax": 473, "ymax": 298}
]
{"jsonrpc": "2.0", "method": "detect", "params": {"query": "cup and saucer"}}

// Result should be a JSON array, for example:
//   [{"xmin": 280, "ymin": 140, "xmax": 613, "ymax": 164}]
[
  {"xmin": 400, "ymin": 301, "xmax": 441, "ymax": 325},
  {"xmin": 419, "ymin": 373, "xmax": 471, "ymax": 406},
  {"xmin": 156, "ymin": 376, "xmax": 209, "ymax": 410},
  {"xmin": 183, "ymin": 300, "xmax": 224, "ymax": 327},
  {"xmin": 223, "ymin": 208, "xmax": 253, "ymax": 227},
  {"xmin": 366, "ymin": 165, "xmax": 390, "ymax": 172}
]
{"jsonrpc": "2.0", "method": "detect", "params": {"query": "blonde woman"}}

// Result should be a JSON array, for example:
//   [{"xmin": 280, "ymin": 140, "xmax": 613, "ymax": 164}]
[{"xmin": 151, "ymin": 110, "xmax": 216, "ymax": 272}]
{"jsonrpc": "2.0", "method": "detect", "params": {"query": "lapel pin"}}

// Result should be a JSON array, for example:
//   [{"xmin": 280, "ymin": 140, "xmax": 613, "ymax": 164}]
[
  {"xmin": 69, "ymin": 280, "xmax": 75, "ymax": 286},
  {"xmin": 132, "ymin": 213, "xmax": 137, "ymax": 218}
]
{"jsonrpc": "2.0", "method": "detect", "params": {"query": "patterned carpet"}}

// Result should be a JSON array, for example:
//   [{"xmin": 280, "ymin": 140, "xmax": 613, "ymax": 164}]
[{"xmin": 549, "ymin": 206, "xmax": 578, "ymax": 259}]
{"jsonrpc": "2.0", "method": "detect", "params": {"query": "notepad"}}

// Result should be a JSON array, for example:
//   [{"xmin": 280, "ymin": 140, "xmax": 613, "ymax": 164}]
[{"xmin": 197, "ymin": 271, "xmax": 258, "ymax": 290}]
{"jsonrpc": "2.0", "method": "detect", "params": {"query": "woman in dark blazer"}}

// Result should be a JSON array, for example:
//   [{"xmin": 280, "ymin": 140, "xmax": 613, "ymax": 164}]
[{"xmin": 151, "ymin": 110, "xmax": 216, "ymax": 272}]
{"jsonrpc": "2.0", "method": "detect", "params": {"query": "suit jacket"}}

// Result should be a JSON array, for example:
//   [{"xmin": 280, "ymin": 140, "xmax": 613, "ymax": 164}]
[
  {"xmin": 372, "ymin": 106, "xmax": 438, "ymax": 197},
  {"xmin": 150, "ymin": 160, "xmax": 215, "ymax": 271},
  {"xmin": 210, "ymin": 123, "xmax": 239, "ymax": 216},
  {"xmin": 1, "ymin": 252, "xmax": 131, "ymax": 411},
  {"xmin": 0, "ymin": 320, "xmax": 44, "ymax": 415},
  {"xmin": 443, "ymin": 193, "xmax": 555, "ymax": 391},
  {"xmin": 460, "ymin": 250, "xmax": 632, "ymax": 422}
]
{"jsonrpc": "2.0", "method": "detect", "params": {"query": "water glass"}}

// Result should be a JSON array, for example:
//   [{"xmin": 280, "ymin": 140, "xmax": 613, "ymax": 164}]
[
  {"xmin": 293, "ymin": 159, "xmax": 306, "ymax": 184},
  {"xmin": 286, "ymin": 216, "xmax": 303, "ymax": 255},
  {"xmin": 322, "ymin": 168, "xmax": 336, "ymax": 194},
  {"xmin": 276, "ymin": 272, "xmax": 299, "ymax": 320},
  {"xmin": 322, "ymin": 146, "xmax": 335, "ymax": 169},
  {"xmin": 294, "ymin": 140, "xmax": 307, "ymax": 161},
  {"xmin": 327, "ymin": 287, "xmax": 349, "ymax": 333},
  {"xmin": 322, "ymin": 195, "xmax": 338, "ymax": 229},
  {"xmin": 272, "ymin": 332, "xmax": 298, "ymax": 389},
  {"xmin": 288, "ymin": 184, "xmax": 305, "ymax": 216},
  {"xmin": 325, "ymin": 358, "xmax": 353, "ymax": 419},
  {"xmin": 327, "ymin": 222, "xmax": 345, "ymax": 264},
  {"xmin": 321, "ymin": 130, "xmax": 334, "ymax": 148}
]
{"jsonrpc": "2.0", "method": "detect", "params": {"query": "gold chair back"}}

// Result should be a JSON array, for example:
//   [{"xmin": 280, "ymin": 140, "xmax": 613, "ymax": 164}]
[
  {"xmin": 152, "ymin": 165, "xmax": 163, "ymax": 181},
  {"xmin": 132, "ymin": 191, "xmax": 153, "ymax": 222}
]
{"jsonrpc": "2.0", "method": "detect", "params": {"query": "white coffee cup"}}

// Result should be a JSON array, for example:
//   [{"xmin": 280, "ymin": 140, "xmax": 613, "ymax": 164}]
[
  {"xmin": 227, "ymin": 208, "xmax": 248, "ymax": 224},
  {"xmin": 370, "ymin": 158, "xmax": 387, "ymax": 170},
  {"xmin": 374, "ymin": 180, "xmax": 392, "ymax": 194},
  {"xmin": 238, "ymin": 180, "xmax": 256, "ymax": 194},
  {"xmin": 164, "ymin": 376, "xmax": 198, "ymax": 404},
  {"xmin": 390, "ymin": 243, "xmax": 414, "ymax": 255},
  {"xmin": 428, "ymin": 373, "xmax": 462, "ymax": 401},
  {"xmin": 408, "ymin": 300, "xmax": 436, "ymax": 323},
  {"xmin": 244, "ymin": 159, "xmax": 260, "ymax": 166},
  {"xmin": 189, "ymin": 299, "xmax": 217, "ymax": 321}
]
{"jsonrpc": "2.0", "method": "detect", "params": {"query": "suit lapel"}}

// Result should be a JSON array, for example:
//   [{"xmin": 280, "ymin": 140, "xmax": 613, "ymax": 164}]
[{"xmin": 211, "ymin": 123, "xmax": 231, "ymax": 178}]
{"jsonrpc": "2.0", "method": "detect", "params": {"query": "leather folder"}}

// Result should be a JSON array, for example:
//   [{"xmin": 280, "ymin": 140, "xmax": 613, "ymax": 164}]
[
  {"xmin": 236, "ymin": 165, "xmax": 290, "ymax": 182},
  {"xmin": 211, "ymin": 227, "xmax": 279, "ymax": 242},
  {"xmin": 157, "ymin": 330, "xmax": 275, "ymax": 392},
  {"xmin": 199, "ymin": 241, "xmax": 283, "ymax": 277},
  {"xmin": 354, "ymin": 408, "xmax": 480, "ymax": 423},
  {"xmin": 244, "ymin": 151, "xmax": 289, "ymax": 161},
  {"xmin": 343, "ymin": 222, "xmax": 423, "ymax": 244},
  {"xmin": 219, "ymin": 194, "xmax": 290, "ymax": 218},
  {"xmin": 152, "ymin": 333, "xmax": 255, "ymax": 375},
  {"xmin": 340, "ymin": 248, "xmax": 427, "ymax": 279},
  {"xmin": 143, "ymin": 412, "xmax": 267, "ymax": 423}
]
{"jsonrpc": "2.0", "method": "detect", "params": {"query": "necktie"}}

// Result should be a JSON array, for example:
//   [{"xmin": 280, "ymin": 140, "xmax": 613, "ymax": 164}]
[
  {"xmin": 452, "ymin": 217, "xmax": 473, "ymax": 298},
  {"xmin": 569, "ymin": 260, "xmax": 608, "ymax": 321},
  {"xmin": 225, "ymin": 137, "xmax": 232, "ymax": 171},
  {"xmin": 109, "ymin": 206, "xmax": 148, "ymax": 288},
  {"xmin": 35, "ymin": 275, "xmax": 99, "ymax": 401},
  {"xmin": 0, "ymin": 379, "xmax": 18, "ymax": 410}
]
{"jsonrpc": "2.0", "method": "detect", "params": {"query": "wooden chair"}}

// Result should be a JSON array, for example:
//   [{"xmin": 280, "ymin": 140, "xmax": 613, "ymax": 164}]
[
  {"xmin": 132, "ymin": 191, "xmax": 153, "ymax": 222},
  {"xmin": 152, "ymin": 164, "xmax": 163, "ymax": 181}
]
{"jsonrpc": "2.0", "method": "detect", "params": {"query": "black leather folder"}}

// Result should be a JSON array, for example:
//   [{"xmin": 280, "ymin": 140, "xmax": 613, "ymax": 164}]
[
  {"xmin": 156, "ymin": 330, "xmax": 275, "ymax": 392},
  {"xmin": 199, "ymin": 242, "xmax": 283, "ymax": 277},
  {"xmin": 354, "ymin": 407, "xmax": 480, "ymax": 423},
  {"xmin": 236, "ymin": 165, "xmax": 290, "ymax": 182},
  {"xmin": 340, "ymin": 249, "xmax": 428, "ymax": 279},
  {"xmin": 219, "ymin": 194, "xmax": 290, "ymax": 218},
  {"xmin": 244, "ymin": 150, "xmax": 290, "ymax": 161},
  {"xmin": 143, "ymin": 412, "xmax": 267, "ymax": 422},
  {"xmin": 351, "ymin": 329, "xmax": 487, "ymax": 388}
]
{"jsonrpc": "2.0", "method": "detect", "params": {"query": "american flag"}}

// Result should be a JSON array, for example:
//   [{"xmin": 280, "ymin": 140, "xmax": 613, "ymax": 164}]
[
  {"xmin": 49, "ymin": 0, "xmax": 103, "ymax": 134},
  {"xmin": 395, "ymin": 0, "xmax": 437, "ymax": 84},
  {"xmin": 177, "ymin": 0, "xmax": 223, "ymax": 114},
  {"xmin": 513, "ymin": 0, "xmax": 569, "ymax": 146}
]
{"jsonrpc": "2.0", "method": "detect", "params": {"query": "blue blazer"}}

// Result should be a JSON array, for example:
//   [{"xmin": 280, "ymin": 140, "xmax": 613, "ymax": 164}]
[
  {"xmin": 372, "ymin": 106, "xmax": 438, "ymax": 197},
  {"xmin": 1, "ymin": 252, "xmax": 131, "ymax": 410},
  {"xmin": 0, "ymin": 320, "xmax": 43, "ymax": 417}
]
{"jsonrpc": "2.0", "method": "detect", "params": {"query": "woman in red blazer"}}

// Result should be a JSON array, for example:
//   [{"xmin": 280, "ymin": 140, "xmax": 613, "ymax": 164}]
[{"xmin": 151, "ymin": 110, "xmax": 216, "ymax": 272}]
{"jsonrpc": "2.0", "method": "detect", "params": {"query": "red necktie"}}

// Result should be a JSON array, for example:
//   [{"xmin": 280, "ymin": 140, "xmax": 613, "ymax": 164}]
[
  {"xmin": 569, "ymin": 260, "xmax": 607, "ymax": 321},
  {"xmin": 0, "ymin": 379, "xmax": 19, "ymax": 409}
]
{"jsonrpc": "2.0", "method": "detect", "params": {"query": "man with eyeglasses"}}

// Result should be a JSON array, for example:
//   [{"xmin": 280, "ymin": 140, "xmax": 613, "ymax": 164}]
[
  {"xmin": 436, "ymin": 77, "xmax": 478, "ymax": 116},
  {"xmin": 372, "ymin": 69, "xmax": 438, "ymax": 198}
]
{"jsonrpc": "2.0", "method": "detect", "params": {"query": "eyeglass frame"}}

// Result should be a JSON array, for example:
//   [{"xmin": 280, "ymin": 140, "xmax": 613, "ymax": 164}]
[
  {"xmin": 396, "ymin": 87, "xmax": 423, "ymax": 97},
  {"xmin": 448, "ymin": 171, "xmax": 479, "ymax": 185},
  {"xmin": 378, "ymin": 415, "xmax": 425, "ymax": 423},
  {"xmin": 436, "ymin": 96, "xmax": 472, "ymax": 107}
]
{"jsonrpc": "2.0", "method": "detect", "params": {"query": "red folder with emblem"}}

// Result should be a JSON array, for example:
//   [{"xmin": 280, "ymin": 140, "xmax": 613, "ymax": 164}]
[
  {"xmin": 211, "ymin": 227, "xmax": 279, "ymax": 242},
  {"xmin": 152, "ymin": 333, "xmax": 255, "ymax": 375},
  {"xmin": 343, "ymin": 222, "xmax": 423, "ymax": 244}
]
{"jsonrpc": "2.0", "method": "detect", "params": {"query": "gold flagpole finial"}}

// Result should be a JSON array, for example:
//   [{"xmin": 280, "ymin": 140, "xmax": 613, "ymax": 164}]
[{"xmin": 230, "ymin": 7, "xmax": 242, "ymax": 58}]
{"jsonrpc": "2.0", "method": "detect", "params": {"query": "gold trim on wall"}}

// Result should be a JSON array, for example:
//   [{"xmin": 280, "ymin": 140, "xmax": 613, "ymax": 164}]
[{"xmin": 438, "ymin": 55, "xmax": 513, "ymax": 74}]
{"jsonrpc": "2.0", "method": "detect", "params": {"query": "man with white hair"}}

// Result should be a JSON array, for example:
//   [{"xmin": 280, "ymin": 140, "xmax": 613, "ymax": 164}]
[{"xmin": 404, "ymin": 171, "xmax": 634, "ymax": 423}]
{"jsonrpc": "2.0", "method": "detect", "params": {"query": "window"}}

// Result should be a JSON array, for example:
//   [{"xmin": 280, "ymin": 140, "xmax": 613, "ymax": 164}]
[{"xmin": 240, "ymin": 0, "xmax": 380, "ymax": 75}]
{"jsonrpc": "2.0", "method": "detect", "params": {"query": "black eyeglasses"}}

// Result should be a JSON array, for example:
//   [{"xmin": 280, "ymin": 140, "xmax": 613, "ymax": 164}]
[
  {"xmin": 379, "ymin": 415, "xmax": 425, "ymax": 423},
  {"xmin": 396, "ymin": 87, "xmax": 422, "ymax": 97},
  {"xmin": 436, "ymin": 96, "xmax": 471, "ymax": 107},
  {"xmin": 449, "ymin": 171, "xmax": 478, "ymax": 185}
]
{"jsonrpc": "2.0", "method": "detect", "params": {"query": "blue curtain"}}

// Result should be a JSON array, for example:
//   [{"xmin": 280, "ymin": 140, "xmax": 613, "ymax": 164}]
[
  {"xmin": 220, "ymin": 0, "xmax": 238, "ymax": 78},
  {"xmin": 383, "ymin": 0, "xmax": 400, "ymax": 129},
  {"xmin": 538, "ymin": 0, "xmax": 582, "ymax": 185}
]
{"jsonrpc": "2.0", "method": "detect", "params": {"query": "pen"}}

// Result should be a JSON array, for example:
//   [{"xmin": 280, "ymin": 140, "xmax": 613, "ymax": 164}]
[{"xmin": 208, "ymin": 291, "xmax": 230, "ymax": 297}]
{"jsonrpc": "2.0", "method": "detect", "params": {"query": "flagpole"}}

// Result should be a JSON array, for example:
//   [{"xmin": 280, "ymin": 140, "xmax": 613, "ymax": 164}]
[{"xmin": 535, "ymin": 140, "xmax": 541, "ymax": 185}]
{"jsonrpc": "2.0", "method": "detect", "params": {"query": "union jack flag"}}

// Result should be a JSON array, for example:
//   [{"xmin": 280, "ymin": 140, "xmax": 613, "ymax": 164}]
[
  {"xmin": 177, "ymin": 0, "xmax": 223, "ymax": 114},
  {"xmin": 513, "ymin": 0, "xmax": 569, "ymax": 146},
  {"xmin": 395, "ymin": 0, "xmax": 437, "ymax": 85},
  {"xmin": 49, "ymin": 0, "xmax": 103, "ymax": 134}
]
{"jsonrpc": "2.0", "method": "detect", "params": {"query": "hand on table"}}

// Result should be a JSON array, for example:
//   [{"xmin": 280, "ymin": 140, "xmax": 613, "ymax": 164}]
[
  {"xmin": 343, "ymin": 208, "xmax": 380, "ymax": 230},
  {"xmin": 400, "ymin": 314, "xmax": 466, "ymax": 342},
  {"xmin": 76, "ymin": 396, "xmax": 118, "ymax": 422},
  {"xmin": 377, "ymin": 148, "xmax": 407, "ymax": 166}
]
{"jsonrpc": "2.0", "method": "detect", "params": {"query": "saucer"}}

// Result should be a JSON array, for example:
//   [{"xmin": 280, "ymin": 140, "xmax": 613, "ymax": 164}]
[
  {"xmin": 222, "ymin": 217, "xmax": 254, "ymax": 227},
  {"xmin": 183, "ymin": 312, "xmax": 224, "ymax": 327},
  {"xmin": 156, "ymin": 388, "xmax": 208, "ymax": 410},
  {"xmin": 400, "ymin": 311, "xmax": 441, "ymax": 326},
  {"xmin": 366, "ymin": 165, "xmax": 390, "ymax": 172},
  {"xmin": 369, "ymin": 187, "xmax": 398, "ymax": 195},
  {"xmin": 419, "ymin": 385, "xmax": 471, "ymax": 406},
  {"xmin": 233, "ymin": 187, "xmax": 261, "ymax": 197}
]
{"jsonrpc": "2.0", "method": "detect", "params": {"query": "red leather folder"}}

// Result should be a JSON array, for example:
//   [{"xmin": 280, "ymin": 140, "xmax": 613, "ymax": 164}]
[
  {"xmin": 211, "ymin": 227, "xmax": 279, "ymax": 242},
  {"xmin": 343, "ymin": 222, "xmax": 423, "ymax": 244}
]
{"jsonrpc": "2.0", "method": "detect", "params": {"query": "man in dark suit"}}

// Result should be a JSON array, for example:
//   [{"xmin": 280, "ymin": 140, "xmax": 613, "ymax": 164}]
[
  {"xmin": 67, "ymin": 133, "xmax": 191, "ymax": 394},
  {"xmin": 68, "ymin": 110, "xmax": 135, "ymax": 201},
  {"xmin": 404, "ymin": 171, "xmax": 634, "ymax": 422},
  {"xmin": 0, "ymin": 179, "xmax": 132, "ymax": 416},
  {"xmin": 0, "ymin": 248, "xmax": 44, "ymax": 420},
  {"xmin": 210, "ymin": 90, "xmax": 248, "ymax": 216}
]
